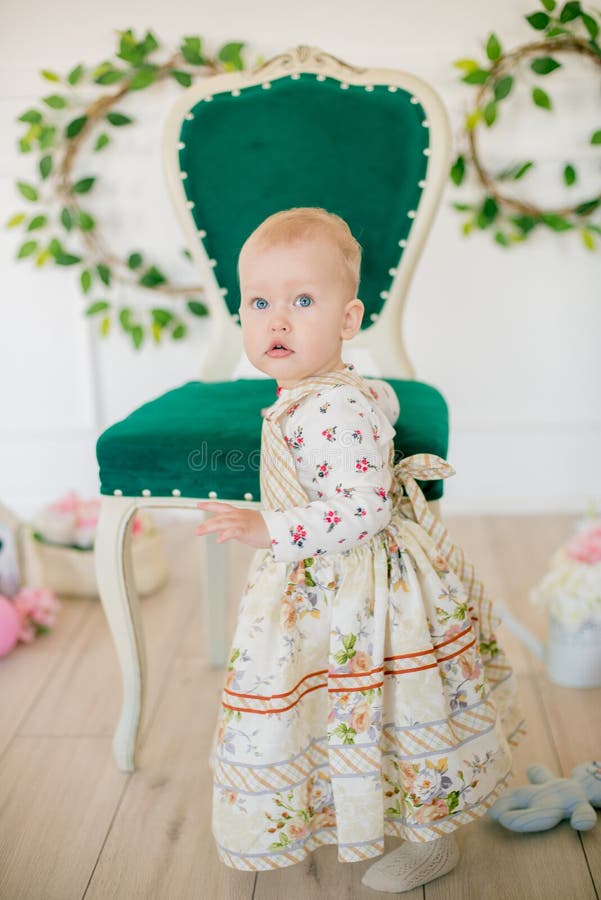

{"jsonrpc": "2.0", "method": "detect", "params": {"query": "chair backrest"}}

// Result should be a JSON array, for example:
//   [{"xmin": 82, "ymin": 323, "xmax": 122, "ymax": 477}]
[{"xmin": 162, "ymin": 45, "xmax": 451, "ymax": 381}]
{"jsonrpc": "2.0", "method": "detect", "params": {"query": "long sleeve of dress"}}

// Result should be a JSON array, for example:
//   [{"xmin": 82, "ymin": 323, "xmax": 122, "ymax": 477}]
[
  {"xmin": 261, "ymin": 384, "xmax": 397, "ymax": 563},
  {"xmin": 363, "ymin": 378, "xmax": 400, "ymax": 426}
]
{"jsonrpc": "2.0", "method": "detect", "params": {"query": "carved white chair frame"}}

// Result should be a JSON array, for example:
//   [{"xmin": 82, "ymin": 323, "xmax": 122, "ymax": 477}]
[{"xmin": 95, "ymin": 45, "xmax": 452, "ymax": 771}]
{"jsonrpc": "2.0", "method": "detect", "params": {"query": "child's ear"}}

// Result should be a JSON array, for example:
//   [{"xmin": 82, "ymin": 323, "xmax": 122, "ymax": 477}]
[{"xmin": 342, "ymin": 298, "xmax": 364, "ymax": 340}]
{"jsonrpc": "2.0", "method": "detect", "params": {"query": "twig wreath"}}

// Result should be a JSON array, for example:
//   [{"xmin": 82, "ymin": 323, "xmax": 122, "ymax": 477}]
[
  {"xmin": 7, "ymin": 29, "xmax": 258, "ymax": 349},
  {"xmin": 450, "ymin": 0, "xmax": 601, "ymax": 249}
]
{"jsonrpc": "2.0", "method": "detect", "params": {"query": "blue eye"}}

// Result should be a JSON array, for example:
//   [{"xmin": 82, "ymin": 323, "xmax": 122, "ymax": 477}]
[
  {"xmin": 295, "ymin": 294, "xmax": 313, "ymax": 307},
  {"xmin": 252, "ymin": 298, "xmax": 268, "ymax": 310}
]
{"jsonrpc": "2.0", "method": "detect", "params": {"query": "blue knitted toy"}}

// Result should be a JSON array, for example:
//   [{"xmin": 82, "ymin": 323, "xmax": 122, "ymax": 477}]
[{"xmin": 488, "ymin": 761, "xmax": 601, "ymax": 832}]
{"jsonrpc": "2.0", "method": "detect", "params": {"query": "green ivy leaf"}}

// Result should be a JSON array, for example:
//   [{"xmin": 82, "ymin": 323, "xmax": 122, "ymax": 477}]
[
  {"xmin": 151, "ymin": 308, "xmax": 174, "ymax": 326},
  {"xmin": 18, "ymin": 109, "xmax": 43, "ymax": 124},
  {"xmin": 532, "ymin": 87, "xmax": 552, "ymax": 110},
  {"xmin": 546, "ymin": 25, "xmax": 571, "ymax": 36},
  {"xmin": 77, "ymin": 210, "xmax": 95, "ymax": 231},
  {"xmin": 139, "ymin": 265, "xmax": 167, "ymax": 287},
  {"xmin": 18, "ymin": 139, "xmax": 32, "ymax": 153},
  {"xmin": 172, "ymin": 323, "xmax": 187, "ymax": 340},
  {"xmin": 530, "ymin": 56, "xmax": 561, "ymax": 75},
  {"xmin": 582, "ymin": 12, "xmax": 599, "ymax": 39},
  {"xmin": 494, "ymin": 231, "xmax": 510, "ymax": 247},
  {"xmin": 27, "ymin": 215, "xmax": 47, "ymax": 231},
  {"xmin": 525, "ymin": 11, "xmax": 550, "ymax": 29},
  {"xmin": 80, "ymin": 269, "xmax": 92, "ymax": 293},
  {"xmin": 171, "ymin": 70, "xmax": 193, "ymax": 87},
  {"xmin": 55, "ymin": 252, "xmax": 82, "ymax": 265},
  {"xmin": 485, "ymin": 33, "xmax": 502, "ymax": 61},
  {"xmin": 35, "ymin": 249, "xmax": 51, "ymax": 267},
  {"xmin": 85, "ymin": 300, "xmax": 110, "ymax": 316},
  {"xmin": 41, "ymin": 69, "xmax": 61, "ymax": 82},
  {"xmin": 119, "ymin": 307, "xmax": 134, "ymax": 330},
  {"xmin": 540, "ymin": 0, "xmax": 556, "ymax": 9},
  {"xmin": 559, "ymin": 1, "xmax": 581, "ymax": 23},
  {"xmin": 117, "ymin": 30, "xmax": 142, "ymax": 65},
  {"xmin": 17, "ymin": 240, "xmax": 38, "ymax": 258},
  {"xmin": 541, "ymin": 213, "xmax": 573, "ymax": 231},
  {"xmin": 60, "ymin": 207, "xmax": 73, "ymax": 231},
  {"xmin": 48, "ymin": 237, "xmax": 64, "ymax": 257},
  {"xmin": 477, "ymin": 196, "xmax": 499, "ymax": 228},
  {"xmin": 581, "ymin": 228, "xmax": 595, "ymax": 250},
  {"xmin": 181, "ymin": 35, "xmax": 205, "ymax": 66},
  {"xmin": 217, "ymin": 42, "xmax": 245, "ymax": 71},
  {"xmin": 591, "ymin": 130, "xmax": 601, "ymax": 145},
  {"xmin": 6, "ymin": 213, "xmax": 26, "ymax": 228},
  {"xmin": 132, "ymin": 325, "xmax": 144, "ymax": 349},
  {"xmin": 65, "ymin": 115, "xmax": 87, "ymax": 138},
  {"xmin": 43, "ymin": 94, "xmax": 67, "ymax": 109},
  {"xmin": 514, "ymin": 161, "xmax": 534, "ymax": 180},
  {"xmin": 462, "ymin": 69, "xmax": 490, "ymax": 85},
  {"xmin": 128, "ymin": 252, "xmax": 143, "ymax": 269},
  {"xmin": 72, "ymin": 176, "xmax": 96, "ymax": 194},
  {"xmin": 187, "ymin": 299, "xmax": 209, "ymax": 316},
  {"xmin": 39, "ymin": 125, "xmax": 57, "ymax": 150},
  {"xmin": 67, "ymin": 64, "xmax": 84, "ymax": 85},
  {"xmin": 92, "ymin": 59, "xmax": 123, "ymax": 83},
  {"xmin": 100, "ymin": 316, "xmax": 111, "ymax": 336},
  {"xmin": 17, "ymin": 181, "xmax": 39, "ymax": 202},
  {"xmin": 97, "ymin": 263, "xmax": 111, "ymax": 286},
  {"xmin": 493, "ymin": 75, "xmax": 514, "ymax": 101},
  {"xmin": 129, "ymin": 65, "xmax": 157, "ymax": 91},
  {"xmin": 450, "ymin": 154, "xmax": 466, "ymax": 186},
  {"xmin": 39, "ymin": 155, "xmax": 53, "ymax": 179},
  {"xmin": 140, "ymin": 30, "xmax": 160, "ymax": 56},
  {"xmin": 574, "ymin": 198, "xmax": 600, "ymax": 215},
  {"xmin": 465, "ymin": 108, "xmax": 482, "ymax": 130},
  {"xmin": 483, "ymin": 101, "xmax": 497, "ymax": 126},
  {"xmin": 453, "ymin": 59, "xmax": 480, "ymax": 73},
  {"xmin": 94, "ymin": 132, "xmax": 110, "ymax": 152},
  {"xmin": 451, "ymin": 202, "xmax": 473, "ymax": 211},
  {"xmin": 563, "ymin": 164, "xmax": 577, "ymax": 186},
  {"xmin": 106, "ymin": 112, "xmax": 133, "ymax": 126}
]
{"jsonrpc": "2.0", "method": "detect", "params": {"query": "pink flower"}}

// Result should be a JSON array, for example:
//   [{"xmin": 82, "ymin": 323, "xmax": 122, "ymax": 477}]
[
  {"xmin": 350, "ymin": 651, "xmax": 373, "ymax": 673},
  {"xmin": 281, "ymin": 600, "xmax": 297, "ymax": 632},
  {"xmin": 567, "ymin": 524, "xmax": 601, "ymax": 564},
  {"xmin": 287, "ymin": 821, "xmax": 307, "ymax": 839},
  {"xmin": 13, "ymin": 587, "xmax": 60, "ymax": 631},
  {"xmin": 349, "ymin": 700, "xmax": 371, "ymax": 733},
  {"xmin": 415, "ymin": 798, "xmax": 449, "ymax": 823}
]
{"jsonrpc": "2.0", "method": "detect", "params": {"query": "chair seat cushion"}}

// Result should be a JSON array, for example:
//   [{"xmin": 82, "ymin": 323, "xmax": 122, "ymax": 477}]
[{"xmin": 96, "ymin": 378, "xmax": 449, "ymax": 502}]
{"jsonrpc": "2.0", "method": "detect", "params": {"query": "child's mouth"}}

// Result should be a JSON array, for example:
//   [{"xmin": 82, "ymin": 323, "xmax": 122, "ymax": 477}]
[{"xmin": 266, "ymin": 345, "xmax": 293, "ymax": 358}]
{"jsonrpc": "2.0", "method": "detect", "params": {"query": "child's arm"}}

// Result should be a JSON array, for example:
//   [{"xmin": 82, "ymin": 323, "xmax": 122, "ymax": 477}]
[{"xmin": 261, "ymin": 386, "xmax": 394, "ymax": 563}]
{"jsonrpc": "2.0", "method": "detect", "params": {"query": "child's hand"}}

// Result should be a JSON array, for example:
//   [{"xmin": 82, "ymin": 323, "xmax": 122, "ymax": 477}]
[{"xmin": 195, "ymin": 501, "xmax": 271, "ymax": 549}]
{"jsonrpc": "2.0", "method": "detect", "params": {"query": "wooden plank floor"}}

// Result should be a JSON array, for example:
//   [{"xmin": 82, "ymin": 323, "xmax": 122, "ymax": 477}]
[{"xmin": 0, "ymin": 513, "xmax": 599, "ymax": 900}]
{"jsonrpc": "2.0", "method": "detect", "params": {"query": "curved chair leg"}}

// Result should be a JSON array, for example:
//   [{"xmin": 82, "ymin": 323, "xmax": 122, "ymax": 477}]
[
  {"xmin": 95, "ymin": 495, "xmax": 146, "ymax": 772},
  {"xmin": 202, "ymin": 527, "xmax": 229, "ymax": 668}
]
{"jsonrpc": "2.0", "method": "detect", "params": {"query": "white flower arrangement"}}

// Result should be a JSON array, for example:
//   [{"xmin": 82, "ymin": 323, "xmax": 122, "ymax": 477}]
[{"xmin": 530, "ymin": 513, "xmax": 601, "ymax": 631}]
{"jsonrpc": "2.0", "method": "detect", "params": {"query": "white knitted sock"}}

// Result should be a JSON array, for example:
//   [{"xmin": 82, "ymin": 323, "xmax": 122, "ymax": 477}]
[{"xmin": 361, "ymin": 833, "xmax": 460, "ymax": 893}]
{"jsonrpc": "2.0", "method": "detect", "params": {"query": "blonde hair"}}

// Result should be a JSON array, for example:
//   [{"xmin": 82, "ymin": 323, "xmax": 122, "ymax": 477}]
[{"xmin": 238, "ymin": 207, "xmax": 362, "ymax": 296}]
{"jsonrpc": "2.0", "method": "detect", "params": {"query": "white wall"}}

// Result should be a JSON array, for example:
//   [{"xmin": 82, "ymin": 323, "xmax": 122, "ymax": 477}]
[{"xmin": 1, "ymin": 0, "xmax": 599, "ymax": 518}]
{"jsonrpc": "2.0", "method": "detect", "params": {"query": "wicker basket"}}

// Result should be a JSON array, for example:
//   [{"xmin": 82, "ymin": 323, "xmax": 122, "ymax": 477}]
[{"xmin": 20, "ymin": 526, "xmax": 169, "ymax": 599}]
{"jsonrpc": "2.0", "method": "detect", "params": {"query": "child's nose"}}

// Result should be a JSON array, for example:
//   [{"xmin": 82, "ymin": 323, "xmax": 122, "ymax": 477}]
[{"xmin": 270, "ymin": 313, "xmax": 290, "ymax": 331}]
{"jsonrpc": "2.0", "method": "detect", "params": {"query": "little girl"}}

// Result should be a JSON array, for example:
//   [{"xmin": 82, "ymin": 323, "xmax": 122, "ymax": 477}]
[{"xmin": 195, "ymin": 207, "xmax": 526, "ymax": 892}]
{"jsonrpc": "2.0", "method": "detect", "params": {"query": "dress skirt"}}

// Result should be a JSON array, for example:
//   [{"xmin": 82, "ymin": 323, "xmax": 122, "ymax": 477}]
[{"xmin": 210, "ymin": 509, "xmax": 527, "ymax": 871}]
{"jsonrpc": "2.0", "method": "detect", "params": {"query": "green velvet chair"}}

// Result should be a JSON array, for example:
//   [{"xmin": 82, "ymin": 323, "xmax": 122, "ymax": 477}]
[{"xmin": 95, "ymin": 45, "xmax": 452, "ymax": 771}]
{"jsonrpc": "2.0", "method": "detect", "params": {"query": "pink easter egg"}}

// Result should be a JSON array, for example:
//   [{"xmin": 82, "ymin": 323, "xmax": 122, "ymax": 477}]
[{"xmin": 0, "ymin": 595, "xmax": 20, "ymax": 657}]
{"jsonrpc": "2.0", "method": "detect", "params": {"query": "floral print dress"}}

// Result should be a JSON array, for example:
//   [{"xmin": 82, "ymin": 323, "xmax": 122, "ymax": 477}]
[{"xmin": 210, "ymin": 366, "xmax": 526, "ymax": 871}]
